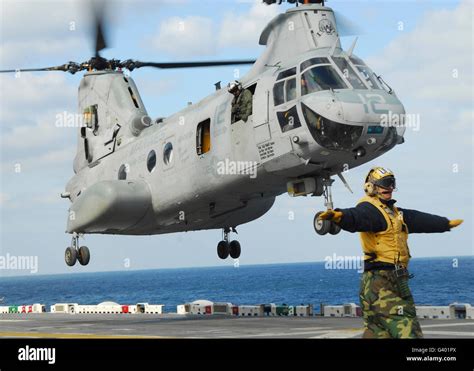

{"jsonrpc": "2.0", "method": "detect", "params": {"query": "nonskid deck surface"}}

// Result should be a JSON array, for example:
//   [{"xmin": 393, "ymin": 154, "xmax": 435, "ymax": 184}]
[{"xmin": 0, "ymin": 314, "xmax": 472, "ymax": 338}]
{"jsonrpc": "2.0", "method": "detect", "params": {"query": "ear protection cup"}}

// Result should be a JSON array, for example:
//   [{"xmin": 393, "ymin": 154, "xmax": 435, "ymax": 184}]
[
  {"xmin": 364, "ymin": 168, "xmax": 376, "ymax": 196},
  {"xmin": 364, "ymin": 182, "xmax": 376, "ymax": 196}
]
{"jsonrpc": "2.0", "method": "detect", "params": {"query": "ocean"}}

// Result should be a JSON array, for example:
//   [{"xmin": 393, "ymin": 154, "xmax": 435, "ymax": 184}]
[{"xmin": 0, "ymin": 256, "xmax": 472, "ymax": 313}]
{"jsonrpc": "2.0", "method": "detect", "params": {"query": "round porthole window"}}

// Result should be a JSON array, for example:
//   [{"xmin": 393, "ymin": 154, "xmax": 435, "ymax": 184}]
[
  {"xmin": 163, "ymin": 142, "xmax": 173, "ymax": 165},
  {"xmin": 118, "ymin": 164, "xmax": 128, "ymax": 180},
  {"xmin": 147, "ymin": 150, "xmax": 156, "ymax": 172}
]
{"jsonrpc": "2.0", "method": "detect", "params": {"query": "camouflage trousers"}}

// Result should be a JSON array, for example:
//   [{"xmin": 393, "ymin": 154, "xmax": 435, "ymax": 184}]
[{"xmin": 359, "ymin": 270, "xmax": 423, "ymax": 339}]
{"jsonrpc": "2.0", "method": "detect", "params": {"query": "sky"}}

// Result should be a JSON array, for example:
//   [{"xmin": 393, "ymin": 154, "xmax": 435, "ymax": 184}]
[{"xmin": 0, "ymin": 0, "xmax": 472, "ymax": 276}]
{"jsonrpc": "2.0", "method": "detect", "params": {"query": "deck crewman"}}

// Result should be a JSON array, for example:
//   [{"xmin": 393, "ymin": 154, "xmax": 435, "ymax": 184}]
[{"xmin": 318, "ymin": 167, "xmax": 463, "ymax": 338}]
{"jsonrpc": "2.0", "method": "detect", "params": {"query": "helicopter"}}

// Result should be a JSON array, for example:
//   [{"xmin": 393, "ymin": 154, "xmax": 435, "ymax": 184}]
[{"xmin": 0, "ymin": 0, "xmax": 406, "ymax": 267}]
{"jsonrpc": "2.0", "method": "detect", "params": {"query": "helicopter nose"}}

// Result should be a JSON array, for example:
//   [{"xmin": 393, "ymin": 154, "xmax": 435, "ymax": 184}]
[
  {"xmin": 334, "ymin": 89, "xmax": 405, "ymax": 126},
  {"xmin": 299, "ymin": 90, "xmax": 345, "ymax": 124}
]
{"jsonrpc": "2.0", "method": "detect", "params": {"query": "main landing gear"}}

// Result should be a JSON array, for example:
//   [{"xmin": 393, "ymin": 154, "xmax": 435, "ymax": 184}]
[
  {"xmin": 65, "ymin": 233, "xmax": 90, "ymax": 266},
  {"xmin": 217, "ymin": 227, "xmax": 241, "ymax": 259},
  {"xmin": 313, "ymin": 178, "xmax": 341, "ymax": 236}
]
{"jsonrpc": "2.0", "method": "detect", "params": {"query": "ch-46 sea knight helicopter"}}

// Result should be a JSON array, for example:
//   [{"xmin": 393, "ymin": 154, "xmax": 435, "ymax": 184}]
[{"xmin": 1, "ymin": 0, "xmax": 406, "ymax": 267}]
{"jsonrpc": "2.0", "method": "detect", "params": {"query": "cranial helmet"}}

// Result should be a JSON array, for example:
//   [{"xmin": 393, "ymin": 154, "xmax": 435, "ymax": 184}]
[
  {"xmin": 364, "ymin": 167, "xmax": 396, "ymax": 196},
  {"xmin": 228, "ymin": 80, "xmax": 242, "ymax": 94}
]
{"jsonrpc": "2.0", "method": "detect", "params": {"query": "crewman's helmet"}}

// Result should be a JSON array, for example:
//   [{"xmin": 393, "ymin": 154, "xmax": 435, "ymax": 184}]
[
  {"xmin": 228, "ymin": 80, "xmax": 242, "ymax": 94},
  {"xmin": 364, "ymin": 167, "xmax": 396, "ymax": 195}
]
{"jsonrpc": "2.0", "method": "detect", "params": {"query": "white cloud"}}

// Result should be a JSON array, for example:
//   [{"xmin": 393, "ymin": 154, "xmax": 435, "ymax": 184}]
[
  {"xmin": 148, "ymin": 1, "xmax": 278, "ymax": 57},
  {"xmin": 150, "ymin": 16, "xmax": 217, "ymax": 57},
  {"xmin": 0, "ymin": 73, "xmax": 75, "ymax": 118},
  {"xmin": 1, "ymin": 115, "xmax": 70, "ymax": 151},
  {"xmin": 0, "ymin": 0, "xmax": 90, "ymax": 65},
  {"xmin": 218, "ymin": 1, "xmax": 278, "ymax": 48},
  {"xmin": 1, "ymin": 147, "xmax": 75, "ymax": 176},
  {"xmin": 0, "ymin": 72, "xmax": 77, "ymax": 165},
  {"xmin": 367, "ymin": 0, "xmax": 472, "ymax": 104}
]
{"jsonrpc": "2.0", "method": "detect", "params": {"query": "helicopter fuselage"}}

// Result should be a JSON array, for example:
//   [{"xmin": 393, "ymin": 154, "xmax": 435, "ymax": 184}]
[{"xmin": 64, "ymin": 4, "xmax": 406, "ymax": 236}]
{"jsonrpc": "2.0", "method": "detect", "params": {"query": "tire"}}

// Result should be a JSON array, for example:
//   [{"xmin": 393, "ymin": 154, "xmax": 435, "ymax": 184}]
[
  {"xmin": 217, "ymin": 241, "xmax": 230, "ymax": 259},
  {"xmin": 78, "ymin": 246, "xmax": 91, "ymax": 266},
  {"xmin": 314, "ymin": 212, "xmax": 331, "ymax": 235},
  {"xmin": 229, "ymin": 240, "xmax": 241, "ymax": 259},
  {"xmin": 65, "ymin": 247, "xmax": 77, "ymax": 266},
  {"xmin": 329, "ymin": 222, "xmax": 341, "ymax": 235}
]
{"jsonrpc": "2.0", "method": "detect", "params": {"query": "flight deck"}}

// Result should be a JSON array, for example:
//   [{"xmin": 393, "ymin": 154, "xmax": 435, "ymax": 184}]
[{"xmin": 0, "ymin": 314, "xmax": 472, "ymax": 339}]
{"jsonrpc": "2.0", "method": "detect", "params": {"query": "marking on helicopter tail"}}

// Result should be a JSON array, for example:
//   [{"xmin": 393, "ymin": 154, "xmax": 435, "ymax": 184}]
[{"xmin": 258, "ymin": 141, "xmax": 275, "ymax": 161}]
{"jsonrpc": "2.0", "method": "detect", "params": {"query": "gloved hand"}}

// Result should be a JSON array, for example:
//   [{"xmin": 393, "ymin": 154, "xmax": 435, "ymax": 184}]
[
  {"xmin": 318, "ymin": 209, "xmax": 343, "ymax": 223},
  {"xmin": 449, "ymin": 219, "xmax": 463, "ymax": 229}
]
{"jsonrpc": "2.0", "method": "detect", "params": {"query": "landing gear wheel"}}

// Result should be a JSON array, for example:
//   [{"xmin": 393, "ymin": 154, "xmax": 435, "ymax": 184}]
[
  {"xmin": 329, "ymin": 222, "xmax": 341, "ymax": 235},
  {"xmin": 65, "ymin": 247, "xmax": 77, "ymax": 266},
  {"xmin": 217, "ymin": 241, "xmax": 230, "ymax": 259},
  {"xmin": 314, "ymin": 212, "xmax": 331, "ymax": 235},
  {"xmin": 229, "ymin": 240, "xmax": 241, "ymax": 259},
  {"xmin": 77, "ymin": 246, "xmax": 90, "ymax": 266}
]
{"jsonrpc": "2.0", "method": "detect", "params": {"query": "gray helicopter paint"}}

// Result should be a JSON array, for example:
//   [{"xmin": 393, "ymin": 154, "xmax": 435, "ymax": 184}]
[{"xmin": 65, "ymin": 4, "xmax": 406, "ymax": 236}]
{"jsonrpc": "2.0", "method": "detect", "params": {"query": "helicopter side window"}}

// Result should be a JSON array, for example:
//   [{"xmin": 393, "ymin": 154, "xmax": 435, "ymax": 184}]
[
  {"xmin": 285, "ymin": 78, "xmax": 297, "ymax": 102},
  {"xmin": 301, "ymin": 65, "xmax": 347, "ymax": 96},
  {"xmin": 118, "ymin": 164, "xmax": 128, "ymax": 180},
  {"xmin": 273, "ymin": 81, "xmax": 285, "ymax": 106},
  {"xmin": 163, "ymin": 142, "xmax": 173, "ymax": 165},
  {"xmin": 147, "ymin": 150, "xmax": 157, "ymax": 173},
  {"xmin": 196, "ymin": 119, "xmax": 211, "ymax": 155},
  {"xmin": 332, "ymin": 57, "xmax": 367, "ymax": 89}
]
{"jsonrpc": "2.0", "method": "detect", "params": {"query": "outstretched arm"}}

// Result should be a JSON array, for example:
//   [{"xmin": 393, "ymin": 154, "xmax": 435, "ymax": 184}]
[
  {"xmin": 397, "ymin": 208, "xmax": 453, "ymax": 233},
  {"xmin": 334, "ymin": 202, "xmax": 387, "ymax": 233}
]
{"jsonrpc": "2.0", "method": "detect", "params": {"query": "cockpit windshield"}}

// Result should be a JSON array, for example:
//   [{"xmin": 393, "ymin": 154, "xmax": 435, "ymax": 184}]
[
  {"xmin": 349, "ymin": 57, "xmax": 381, "ymax": 89},
  {"xmin": 301, "ymin": 65, "xmax": 347, "ymax": 95},
  {"xmin": 332, "ymin": 57, "xmax": 367, "ymax": 89}
]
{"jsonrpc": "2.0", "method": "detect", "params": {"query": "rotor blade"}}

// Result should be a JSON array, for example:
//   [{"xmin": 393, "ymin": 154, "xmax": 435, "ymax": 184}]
[
  {"xmin": 92, "ymin": 1, "xmax": 108, "ymax": 56},
  {"xmin": 333, "ymin": 10, "xmax": 363, "ymax": 37},
  {"xmin": 0, "ymin": 63, "xmax": 78, "ymax": 73},
  {"xmin": 125, "ymin": 59, "xmax": 256, "ymax": 71}
]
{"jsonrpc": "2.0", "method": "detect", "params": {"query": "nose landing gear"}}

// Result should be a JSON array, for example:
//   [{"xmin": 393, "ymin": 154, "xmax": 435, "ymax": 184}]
[
  {"xmin": 313, "ymin": 178, "xmax": 341, "ymax": 236},
  {"xmin": 65, "ymin": 233, "xmax": 90, "ymax": 266},
  {"xmin": 217, "ymin": 227, "xmax": 241, "ymax": 259}
]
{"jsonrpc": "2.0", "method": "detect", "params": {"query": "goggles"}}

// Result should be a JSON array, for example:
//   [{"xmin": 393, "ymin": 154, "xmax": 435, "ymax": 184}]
[{"xmin": 374, "ymin": 176, "xmax": 396, "ymax": 190}]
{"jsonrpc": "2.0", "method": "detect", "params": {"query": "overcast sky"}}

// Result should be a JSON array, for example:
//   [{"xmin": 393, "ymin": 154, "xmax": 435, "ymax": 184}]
[{"xmin": 0, "ymin": 0, "xmax": 472, "ymax": 276}]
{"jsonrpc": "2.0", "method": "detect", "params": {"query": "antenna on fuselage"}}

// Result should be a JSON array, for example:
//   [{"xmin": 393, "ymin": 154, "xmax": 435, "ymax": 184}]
[{"xmin": 347, "ymin": 37, "xmax": 358, "ymax": 57}]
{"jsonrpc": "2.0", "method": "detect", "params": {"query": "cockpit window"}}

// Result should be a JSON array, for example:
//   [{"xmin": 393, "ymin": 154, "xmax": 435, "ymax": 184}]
[
  {"xmin": 273, "ymin": 78, "xmax": 297, "ymax": 106},
  {"xmin": 285, "ymin": 78, "xmax": 296, "ymax": 102},
  {"xmin": 332, "ymin": 57, "xmax": 367, "ymax": 89},
  {"xmin": 349, "ymin": 56, "xmax": 365, "ymax": 65},
  {"xmin": 277, "ymin": 67, "xmax": 296, "ymax": 81},
  {"xmin": 273, "ymin": 81, "xmax": 285, "ymax": 106},
  {"xmin": 301, "ymin": 65, "xmax": 347, "ymax": 95},
  {"xmin": 300, "ymin": 57, "xmax": 330, "ymax": 71},
  {"xmin": 355, "ymin": 65, "xmax": 381, "ymax": 89},
  {"xmin": 349, "ymin": 56, "xmax": 381, "ymax": 89}
]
